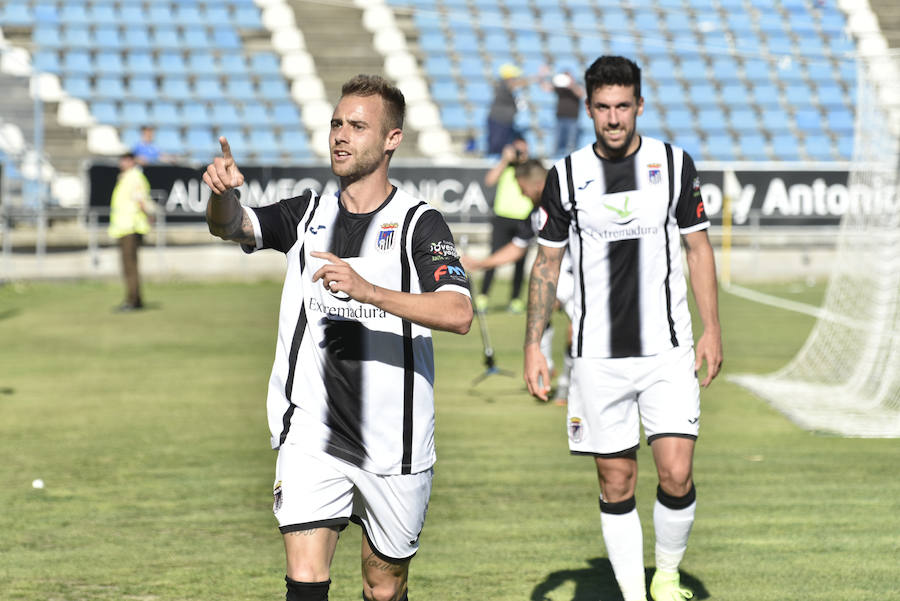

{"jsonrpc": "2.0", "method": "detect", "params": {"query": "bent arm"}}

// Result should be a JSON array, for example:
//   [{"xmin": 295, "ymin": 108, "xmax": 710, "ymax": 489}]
[
  {"xmin": 206, "ymin": 191, "xmax": 255, "ymax": 246},
  {"xmin": 474, "ymin": 241, "xmax": 528, "ymax": 271},
  {"xmin": 371, "ymin": 288, "xmax": 473, "ymax": 335},
  {"xmin": 683, "ymin": 229, "xmax": 723, "ymax": 386}
]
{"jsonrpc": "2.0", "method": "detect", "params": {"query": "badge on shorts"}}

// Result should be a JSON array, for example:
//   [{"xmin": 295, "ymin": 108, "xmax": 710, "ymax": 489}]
[
  {"xmin": 568, "ymin": 417, "xmax": 584, "ymax": 443},
  {"xmin": 273, "ymin": 481, "xmax": 283, "ymax": 513}
]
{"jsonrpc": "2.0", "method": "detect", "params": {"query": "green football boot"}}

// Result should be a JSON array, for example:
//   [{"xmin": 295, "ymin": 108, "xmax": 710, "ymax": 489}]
[{"xmin": 650, "ymin": 570, "xmax": 693, "ymax": 601}]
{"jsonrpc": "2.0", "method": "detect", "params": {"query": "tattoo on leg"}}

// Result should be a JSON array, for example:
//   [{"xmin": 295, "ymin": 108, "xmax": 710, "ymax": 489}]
[{"xmin": 288, "ymin": 528, "xmax": 319, "ymax": 537}]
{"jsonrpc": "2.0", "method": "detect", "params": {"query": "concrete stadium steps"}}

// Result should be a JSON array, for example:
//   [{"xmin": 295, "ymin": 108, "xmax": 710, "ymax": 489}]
[
  {"xmin": 870, "ymin": 0, "xmax": 900, "ymax": 49},
  {"xmin": 285, "ymin": 0, "xmax": 419, "ymax": 159}
]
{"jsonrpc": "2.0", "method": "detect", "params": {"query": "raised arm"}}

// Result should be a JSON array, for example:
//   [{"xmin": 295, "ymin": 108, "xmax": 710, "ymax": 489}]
[
  {"xmin": 683, "ymin": 229, "xmax": 723, "ymax": 387},
  {"xmin": 203, "ymin": 137, "xmax": 254, "ymax": 246},
  {"xmin": 523, "ymin": 244, "xmax": 566, "ymax": 400}
]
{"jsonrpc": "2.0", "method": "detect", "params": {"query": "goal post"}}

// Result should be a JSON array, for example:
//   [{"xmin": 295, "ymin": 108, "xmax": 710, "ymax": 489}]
[{"xmin": 730, "ymin": 50, "xmax": 900, "ymax": 437}]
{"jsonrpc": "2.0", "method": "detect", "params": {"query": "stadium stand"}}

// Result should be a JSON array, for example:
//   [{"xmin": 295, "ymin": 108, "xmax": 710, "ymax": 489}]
[{"xmin": 390, "ymin": 0, "xmax": 861, "ymax": 161}]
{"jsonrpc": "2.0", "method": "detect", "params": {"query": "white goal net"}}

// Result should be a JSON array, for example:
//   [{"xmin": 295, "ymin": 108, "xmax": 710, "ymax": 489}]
[{"xmin": 731, "ymin": 51, "xmax": 900, "ymax": 437}]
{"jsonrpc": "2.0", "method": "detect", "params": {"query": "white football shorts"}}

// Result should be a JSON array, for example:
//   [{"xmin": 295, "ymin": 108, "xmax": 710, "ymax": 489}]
[
  {"xmin": 273, "ymin": 444, "xmax": 433, "ymax": 561},
  {"xmin": 566, "ymin": 345, "xmax": 701, "ymax": 456}
]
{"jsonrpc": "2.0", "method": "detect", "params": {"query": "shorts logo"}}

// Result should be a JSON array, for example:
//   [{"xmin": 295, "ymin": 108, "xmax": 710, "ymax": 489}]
[
  {"xmin": 647, "ymin": 163, "xmax": 662, "ymax": 185},
  {"xmin": 273, "ymin": 481, "xmax": 283, "ymax": 513},
  {"xmin": 377, "ymin": 223, "xmax": 398, "ymax": 252},
  {"xmin": 568, "ymin": 417, "xmax": 584, "ymax": 443}
]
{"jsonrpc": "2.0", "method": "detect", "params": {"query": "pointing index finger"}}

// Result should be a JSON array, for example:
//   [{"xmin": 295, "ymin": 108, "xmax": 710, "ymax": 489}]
[{"xmin": 219, "ymin": 136, "xmax": 233, "ymax": 161}]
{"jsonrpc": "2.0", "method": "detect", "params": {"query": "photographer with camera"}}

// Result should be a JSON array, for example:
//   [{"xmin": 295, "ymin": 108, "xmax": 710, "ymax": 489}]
[{"xmin": 475, "ymin": 136, "xmax": 534, "ymax": 313}]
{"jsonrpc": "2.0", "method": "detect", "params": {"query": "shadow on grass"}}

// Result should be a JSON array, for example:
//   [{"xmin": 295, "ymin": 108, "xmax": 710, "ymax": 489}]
[
  {"xmin": 530, "ymin": 557, "xmax": 710, "ymax": 601},
  {"xmin": 0, "ymin": 308, "xmax": 21, "ymax": 321}
]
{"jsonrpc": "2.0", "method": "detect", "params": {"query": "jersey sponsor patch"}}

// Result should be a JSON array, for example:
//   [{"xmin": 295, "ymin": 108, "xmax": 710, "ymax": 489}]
[
  {"xmin": 429, "ymin": 240, "xmax": 459, "ymax": 260},
  {"xmin": 432, "ymin": 264, "xmax": 467, "ymax": 283}
]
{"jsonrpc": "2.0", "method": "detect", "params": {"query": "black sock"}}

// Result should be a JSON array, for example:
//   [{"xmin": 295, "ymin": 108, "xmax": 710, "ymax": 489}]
[{"xmin": 286, "ymin": 577, "xmax": 330, "ymax": 601}]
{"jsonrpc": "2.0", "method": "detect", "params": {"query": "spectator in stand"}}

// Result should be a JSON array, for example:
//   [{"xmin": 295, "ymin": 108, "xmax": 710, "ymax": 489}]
[
  {"xmin": 486, "ymin": 63, "xmax": 528, "ymax": 155},
  {"xmin": 132, "ymin": 125, "xmax": 175, "ymax": 165},
  {"xmin": 542, "ymin": 65, "xmax": 586, "ymax": 157}
]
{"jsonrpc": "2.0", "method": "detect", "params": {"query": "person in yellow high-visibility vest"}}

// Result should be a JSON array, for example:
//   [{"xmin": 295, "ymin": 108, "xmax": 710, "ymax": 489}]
[{"xmin": 108, "ymin": 152, "xmax": 151, "ymax": 311}]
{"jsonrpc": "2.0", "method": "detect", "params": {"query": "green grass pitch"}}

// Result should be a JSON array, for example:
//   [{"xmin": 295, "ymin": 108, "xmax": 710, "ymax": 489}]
[{"xmin": 0, "ymin": 278, "xmax": 897, "ymax": 600}]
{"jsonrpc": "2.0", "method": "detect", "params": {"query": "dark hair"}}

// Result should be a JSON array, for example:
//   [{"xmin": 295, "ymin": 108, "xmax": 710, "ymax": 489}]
[
  {"xmin": 584, "ymin": 56, "xmax": 641, "ymax": 100},
  {"xmin": 514, "ymin": 158, "xmax": 546, "ymax": 181},
  {"xmin": 341, "ymin": 74, "xmax": 406, "ymax": 133},
  {"xmin": 120, "ymin": 152, "xmax": 136, "ymax": 160}
]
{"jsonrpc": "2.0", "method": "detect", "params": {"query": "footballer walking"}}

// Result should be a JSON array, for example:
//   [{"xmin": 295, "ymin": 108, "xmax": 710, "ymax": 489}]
[
  {"xmin": 524, "ymin": 56, "xmax": 723, "ymax": 601},
  {"xmin": 204, "ymin": 74, "xmax": 473, "ymax": 601}
]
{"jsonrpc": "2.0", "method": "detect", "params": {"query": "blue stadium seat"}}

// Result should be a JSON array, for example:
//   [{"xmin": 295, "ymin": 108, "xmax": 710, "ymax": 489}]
[
  {"xmin": 33, "ymin": 50, "xmax": 61, "ymax": 74},
  {"xmin": 62, "ymin": 50, "xmax": 93, "ymax": 74},
  {"xmin": 258, "ymin": 78, "xmax": 291, "ymax": 102},
  {"xmin": 242, "ymin": 104, "xmax": 273, "ymax": 127},
  {"xmin": 95, "ymin": 51, "xmax": 125, "ymax": 76},
  {"xmin": 63, "ymin": 75, "xmax": 92, "ymax": 98},
  {"xmin": 223, "ymin": 77, "xmax": 256, "ymax": 101},
  {"xmin": 154, "ymin": 127, "xmax": 184, "ymax": 155},
  {"xmin": 760, "ymin": 109, "xmax": 791, "ymax": 132},
  {"xmin": 152, "ymin": 26, "xmax": 181, "ymax": 49},
  {"xmin": 738, "ymin": 133, "xmax": 768, "ymax": 160},
  {"xmin": 127, "ymin": 76, "xmax": 158, "ymax": 98},
  {"xmin": 33, "ymin": 2, "xmax": 59, "ymax": 24},
  {"xmin": 482, "ymin": 31, "xmax": 508, "ymax": 54},
  {"xmin": 697, "ymin": 107, "xmax": 728, "ymax": 132},
  {"xmin": 233, "ymin": 5, "xmax": 264, "ymax": 29},
  {"xmin": 771, "ymin": 133, "xmax": 801, "ymax": 161},
  {"xmin": 577, "ymin": 35, "xmax": 606, "ymax": 57},
  {"xmin": 183, "ymin": 25, "xmax": 213, "ymax": 51},
  {"xmin": 513, "ymin": 32, "xmax": 543, "ymax": 57},
  {"xmin": 817, "ymin": 84, "xmax": 846, "ymax": 108},
  {"xmin": 148, "ymin": 4, "xmax": 176, "ymax": 26},
  {"xmin": 220, "ymin": 52, "xmax": 249, "ymax": 75},
  {"xmin": 663, "ymin": 11, "xmax": 693, "ymax": 32},
  {"xmin": 451, "ymin": 30, "xmax": 479, "ymax": 54},
  {"xmin": 174, "ymin": 4, "xmax": 204, "ymax": 22},
  {"xmin": 183, "ymin": 102, "xmax": 214, "ymax": 127},
  {"xmin": 120, "ymin": 5, "xmax": 146, "ymax": 23},
  {"xmin": 278, "ymin": 127, "xmax": 311, "ymax": 156},
  {"xmin": 95, "ymin": 76, "xmax": 126, "ymax": 99},
  {"xmin": 720, "ymin": 82, "xmax": 749, "ymax": 106},
  {"xmin": 680, "ymin": 58, "xmax": 708, "ymax": 82},
  {"xmin": 705, "ymin": 133, "xmax": 736, "ymax": 161},
  {"xmin": 122, "ymin": 26, "xmax": 152, "ymax": 51},
  {"xmin": 710, "ymin": 57, "xmax": 740, "ymax": 81},
  {"xmin": 188, "ymin": 52, "xmax": 219, "ymax": 75},
  {"xmin": 424, "ymin": 56, "xmax": 453, "ymax": 79},
  {"xmin": 94, "ymin": 26, "xmax": 123, "ymax": 50},
  {"xmin": 120, "ymin": 100, "xmax": 150, "ymax": 126},
  {"xmin": 250, "ymin": 53, "xmax": 282, "ymax": 76},
  {"xmin": 826, "ymin": 108, "xmax": 854, "ymax": 133},
  {"xmin": 608, "ymin": 38, "xmax": 638, "ymax": 58},
  {"xmin": 195, "ymin": 77, "xmax": 227, "ymax": 102},
  {"xmin": 836, "ymin": 135, "xmax": 853, "ymax": 160},
  {"xmin": 464, "ymin": 81, "xmax": 493, "ymax": 104},
  {"xmin": 546, "ymin": 34, "xmax": 575, "ymax": 56},
  {"xmin": 158, "ymin": 52, "xmax": 188, "ymax": 77},
  {"xmin": 125, "ymin": 52, "xmax": 155, "ymax": 76},
  {"xmin": 794, "ymin": 109, "xmax": 821, "ymax": 132},
  {"xmin": 161, "ymin": 77, "xmax": 193, "ymax": 101},
  {"xmin": 665, "ymin": 109, "xmax": 695, "ymax": 130},
  {"xmin": 203, "ymin": 4, "xmax": 232, "ymax": 24},
  {"xmin": 210, "ymin": 102, "xmax": 242, "ymax": 127},
  {"xmin": 32, "ymin": 25, "xmax": 62, "ymax": 48},
  {"xmin": 271, "ymin": 102, "xmax": 301, "ymax": 127},
  {"xmin": 457, "ymin": 57, "xmax": 485, "ymax": 79},
  {"xmin": 751, "ymin": 83, "xmax": 780, "ymax": 106},
  {"xmin": 806, "ymin": 61, "xmax": 836, "ymax": 82},
  {"xmin": 804, "ymin": 134, "xmax": 834, "ymax": 160},
  {"xmin": 213, "ymin": 28, "xmax": 242, "ymax": 50},
  {"xmin": 431, "ymin": 79, "xmax": 462, "ymax": 104},
  {"xmin": 249, "ymin": 129, "xmax": 281, "ymax": 157},
  {"xmin": 91, "ymin": 101, "xmax": 120, "ymax": 125},
  {"xmin": 0, "ymin": 2, "xmax": 33, "ymax": 26},
  {"xmin": 742, "ymin": 59, "xmax": 772, "ymax": 82},
  {"xmin": 728, "ymin": 108, "xmax": 758, "ymax": 131},
  {"xmin": 62, "ymin": 25, "xmax": 92, "ymax": 48},
  {"xmin": 185, "ymin": 127, "xmax": 216, "ymax": 155},
  {"xmin": 59, "ymin": 3, "xmax": 90, "ymax": 25},
  {"xmin": 688, "ymin": 83, "xmax": 717, "ymax": 106},
  {"xmin": 218, "ymin": 127, "xmax": 249, "ymax": 154},
  {"xmin": 600, "ymin": 9, "xmax": 629, "ymax": 31},
  {"xmin": 149, "ymin": 102, "xmax": 180, "ymax": 127},
  {"xmin": 87, "ymin": 3, "xmax": 118, "ymax": 25}
]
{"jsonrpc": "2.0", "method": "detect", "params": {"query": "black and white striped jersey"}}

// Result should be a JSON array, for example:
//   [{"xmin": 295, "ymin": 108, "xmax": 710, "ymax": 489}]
[
  {"xmin": 243, "ymin": 186, "xmax": 470, "ymax": 475},
  {"xmin": 537, "ymin": 136, "xmax": 709, "ymax": 359}
]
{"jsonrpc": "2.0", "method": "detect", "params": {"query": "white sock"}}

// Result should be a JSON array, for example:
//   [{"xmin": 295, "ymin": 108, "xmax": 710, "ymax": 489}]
[
  {"xmin": 653, "ymin": 491, "xmax": 696, "ymax": 573},
  {"xmin": 540, "ymin": 325, "xmax": 554, "ymax": 373},
  {"xmin": 600, "ymin": 502, "xmax": 646, "ymax": 601}
]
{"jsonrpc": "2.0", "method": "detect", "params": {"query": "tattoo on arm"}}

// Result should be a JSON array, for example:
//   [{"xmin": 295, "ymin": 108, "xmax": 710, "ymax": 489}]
[
  {"xmin": 207, "ymin": 193, "xmax": 255, "ymax": 246},
  {"xmin": 525, "ymin": 247, "xmax": 563, "ymax": 346}
]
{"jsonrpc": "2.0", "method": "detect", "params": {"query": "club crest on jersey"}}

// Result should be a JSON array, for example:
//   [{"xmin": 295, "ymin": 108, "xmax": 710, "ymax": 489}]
[
  {"xmin": 568, "ymin": 417, "xmax": 584, "ymax": 443},
  {"xmin": 376, "ymin": 223, "xmax": 398, "ymax": 252},
  {"xmin": 647, "ymin": 163, "xmax": 662, "ymax": 185}
]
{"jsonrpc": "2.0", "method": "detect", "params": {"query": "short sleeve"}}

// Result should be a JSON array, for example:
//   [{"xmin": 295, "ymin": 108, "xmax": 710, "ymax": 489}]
[
  {"xmin": 246, "ymin": 190, "xmax": 314, "ymax": 253},
  {"xmin": 411, "ymin": 209, "xmax": 471, "ymax": 296},
  {"xmin": 537, "ymin": 166, "xmax": 570, "ymax": 246},
  {"xmin": 674, "ymin": 153, "xmax": 709, "ymax": 232}
]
